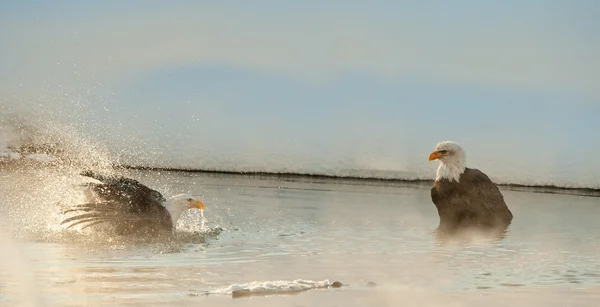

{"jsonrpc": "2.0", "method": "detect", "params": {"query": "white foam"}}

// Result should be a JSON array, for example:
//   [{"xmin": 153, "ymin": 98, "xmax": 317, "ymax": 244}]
[{"xmin": 211, "ymin": 279, "xmax": 332, "ymax": 295}]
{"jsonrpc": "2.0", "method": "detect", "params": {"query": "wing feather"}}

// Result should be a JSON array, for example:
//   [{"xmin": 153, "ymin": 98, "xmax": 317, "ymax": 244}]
[
  {"xmin": 64, "ymin": 217, "xmax": 111, "ymax": 230},
  {"xmin": 430, "ymin": 168, "xmax": 512, "ymax": 232},
  {"xmin": 61, "ymin": 171, "xmax": 174, "ymax": 235}
]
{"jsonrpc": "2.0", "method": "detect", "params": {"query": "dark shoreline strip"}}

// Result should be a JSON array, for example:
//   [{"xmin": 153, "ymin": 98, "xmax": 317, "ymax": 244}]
[{"xmin": 116, "ymin": 164, "xmax": 600, "ymax": 195}]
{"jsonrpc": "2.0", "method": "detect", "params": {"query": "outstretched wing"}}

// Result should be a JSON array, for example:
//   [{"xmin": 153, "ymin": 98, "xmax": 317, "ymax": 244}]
[
  {"xmin": 61, "ymin": 170, "xmax": 172, "ymax": 234},
  {"xmin": 80, "ymin": 170, "xmax": 166, "ymax": 205}
]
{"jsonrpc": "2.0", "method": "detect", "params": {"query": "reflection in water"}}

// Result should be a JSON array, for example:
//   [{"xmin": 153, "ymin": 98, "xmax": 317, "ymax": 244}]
[
  {"xmin": 434, "ymin": 224, "xmax": 510, "ymax": 244},
  {"xmin": 0, "ymin": 169, "xmax": 600, "ymax": 306}
]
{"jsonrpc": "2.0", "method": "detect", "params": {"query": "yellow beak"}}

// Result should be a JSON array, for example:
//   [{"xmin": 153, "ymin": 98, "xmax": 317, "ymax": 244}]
[
  {"xmin": 193, "ymin": 200, "xmax": 205, "ymax": 211},
  {"xmin": 428, "ymin": 151, "xmax": 443, "ymax": 161}
]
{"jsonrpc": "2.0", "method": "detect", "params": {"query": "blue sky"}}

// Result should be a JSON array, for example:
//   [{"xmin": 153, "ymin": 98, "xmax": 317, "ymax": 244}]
[{"xmin": 1, "ymin": 1, "xmax": 599, "ymax": 188}]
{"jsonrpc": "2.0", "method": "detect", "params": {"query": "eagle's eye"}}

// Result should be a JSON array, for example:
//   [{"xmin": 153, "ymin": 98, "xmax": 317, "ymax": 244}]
[
  {"xmin": 439, "ymin": 150, "xmax": 447, "ymax": 154},
  {"xmin": 186, "ymin": 198, "xmax": 193, "ymax": 202}
]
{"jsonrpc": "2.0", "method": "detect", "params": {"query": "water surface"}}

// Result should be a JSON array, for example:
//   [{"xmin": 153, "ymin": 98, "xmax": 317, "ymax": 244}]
[{"xmin": 1, "ymin": 169, "xmax": 599, "ymax": 306}]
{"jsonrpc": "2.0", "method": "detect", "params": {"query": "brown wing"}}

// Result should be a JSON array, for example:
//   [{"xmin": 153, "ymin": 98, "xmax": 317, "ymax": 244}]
[
  {"xmin": 431, "ymin": 168, "xmax": 513, "ymax": 231},
  {"xmin": 79, "ymin": 170, "xmax": 166, "ymax": 206},
  {"xmin": 61, "ymin": 170, "xmax": 173, "ymax": 235}
]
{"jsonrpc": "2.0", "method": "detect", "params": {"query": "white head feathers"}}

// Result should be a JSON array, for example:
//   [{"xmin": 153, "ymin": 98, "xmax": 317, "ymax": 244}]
[
  {"xmin": 162, "ymin": 193, "xmax": 205, "ymax": 227},
  {"xmin": 429, "ymin": 141, "xmax": 467, "ymax": 182}
]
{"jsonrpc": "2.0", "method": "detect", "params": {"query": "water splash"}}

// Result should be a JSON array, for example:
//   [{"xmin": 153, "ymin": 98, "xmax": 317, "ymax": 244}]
[{"xmin": 0, "ymin": 113, "xmax": 219, "ymax": 247}]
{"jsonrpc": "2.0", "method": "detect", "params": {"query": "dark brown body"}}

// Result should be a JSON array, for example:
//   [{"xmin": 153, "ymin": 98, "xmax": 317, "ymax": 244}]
[
  {"xmin": 61, "ymin": 171, "xmax": 174, "ymax": 236},
  {"xmin": 431, "ymin": 168, "xmax": 513, "ymax": 234}
]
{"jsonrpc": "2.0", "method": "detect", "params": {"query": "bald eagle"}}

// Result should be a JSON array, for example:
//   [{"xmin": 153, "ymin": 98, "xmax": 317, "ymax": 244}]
[
  {"xmin": 428, "ymin": 141, "xmax": 513, "ymax": 235},
  {"xmin": 61, "ymin": 170, "xmax": 205, "ymax": 236}
]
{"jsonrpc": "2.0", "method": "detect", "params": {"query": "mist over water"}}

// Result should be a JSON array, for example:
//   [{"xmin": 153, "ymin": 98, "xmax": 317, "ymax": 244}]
[
  {"xmin": 3, "ymin": 87, "xmax": 598, "ymax": 305},
  {"xmin": 2, "ymin": 94, "xmax": 599, "ymax": 190},
  {"xmin": 1, "ymin": 78, "xmax": 599, "ymax": 307}
]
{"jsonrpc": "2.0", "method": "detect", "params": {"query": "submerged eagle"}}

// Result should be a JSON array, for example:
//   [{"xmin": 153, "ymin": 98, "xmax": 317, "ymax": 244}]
[
  {"xmin": 428, "ymin": 141, "xmax": 513, "ymax": 235},
  {"xmin": 61, "ymin": 170, "xmax": 205, "ymax": 236}
]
